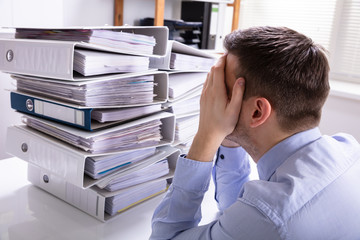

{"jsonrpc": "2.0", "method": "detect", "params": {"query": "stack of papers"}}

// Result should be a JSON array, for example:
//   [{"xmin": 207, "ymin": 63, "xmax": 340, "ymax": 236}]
[
  {"xmin": 73, "ymin": 49, "xmax": 150, "ymax": 76},
  {"xmin": 171, "ymin": 95, "xmax": 200, "ymax": 116},
  {"xmin": 175, "ymin": 115, "xmax": 199, "ymax": 143},
  {"xmin": 23, "ymin": 115, "xmax": 162, "ymax": 154},
  {"xmin": 85, "ymin": 147, "xmax": 157, "ymax": 179},
  {"xmin": 170, "ymin": 52, "xmax": 215, "ymax": 71},
  {"xmin": 105, "ymin": 180, "xmax": 167, "ymax": 216},
  {"xmin": 175, "ymin": 138, "xmax": 193, "ymax": 153},
  {"xmin": 168, "ymin": 72, "xmax": 207, "ymax": 99},
  {"xmin": 14, "ymin": 74, "xmax": 156, "ymax": 106},
  {"xmin": 91, "ymin": 104, "xmax": 162, "ymax": 123},
  {"xmin": 15, "ymin": 28, "xmax": 156, "ymax": 55},
  {"xmin": 104, "ymin": 159, "xmax": 169, "ymax": 191}
]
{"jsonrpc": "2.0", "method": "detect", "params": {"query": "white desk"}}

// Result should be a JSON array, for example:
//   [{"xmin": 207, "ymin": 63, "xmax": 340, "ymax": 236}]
[{"xmin": 0, "ymin": 157, "xmax": 219, "ymax": 240}]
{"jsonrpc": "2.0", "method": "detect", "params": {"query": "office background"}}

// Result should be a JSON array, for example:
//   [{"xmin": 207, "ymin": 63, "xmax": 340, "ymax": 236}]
[{"xmin": 1, "ymin": 0, "xmax": 359, "ymax": 160}]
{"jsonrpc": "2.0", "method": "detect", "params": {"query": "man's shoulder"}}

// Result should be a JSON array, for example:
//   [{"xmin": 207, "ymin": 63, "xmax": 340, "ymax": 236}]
[{"xmin": 241, "ymin": 133, "xmax": 360, "ymax": 226}]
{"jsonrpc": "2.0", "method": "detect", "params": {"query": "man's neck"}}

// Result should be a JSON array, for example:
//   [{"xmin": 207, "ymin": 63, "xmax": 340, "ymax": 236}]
[{"xmin": 246, "ymin": 128, "xmax": 302, "ymax": 163}]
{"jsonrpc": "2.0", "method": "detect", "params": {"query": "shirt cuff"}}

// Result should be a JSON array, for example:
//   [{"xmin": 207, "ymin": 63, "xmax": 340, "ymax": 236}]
[
  {"xmin": 172, "ymin": 156, "xmax": 213, "ymax": 192},
  {"xmin": 216, "ymin": 145, "xmax": 249, "ymax": 170}
]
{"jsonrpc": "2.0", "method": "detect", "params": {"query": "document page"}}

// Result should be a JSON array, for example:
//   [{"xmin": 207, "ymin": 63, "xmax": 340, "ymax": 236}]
[
  {"xmin": 85, "ymin": 147, "xmax": 157, "ymax": 179},
  {"xmin": 170, "ymin": 52, "xmax": 216, "ymax": 71},
  {"xmin": 105, "ymin": 180, "xmax": 167, "ymax": 216},
  {"xmin": 91, "ymin": 104, "xmax": 162, "ymax": 123},
  {"xmin": 104, "ymin": 159, "xmax": 169, "ymax": 191},
  {"xmin": 15, "ymin": 28, "xmax": 156, "ymax": 55},
  {"xmin": 168, "ymin": 72, "xmax": 207, "ymax": 99},
  {"xmin": 73, "ymin": 49, "xmax": 150, "ymax": 76}
]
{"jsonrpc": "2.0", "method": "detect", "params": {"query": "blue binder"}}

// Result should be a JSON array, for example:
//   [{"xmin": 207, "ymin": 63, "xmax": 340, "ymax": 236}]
[{"xmin": 11, "ymin": 91, "xmax": 94, "ymax": 130}]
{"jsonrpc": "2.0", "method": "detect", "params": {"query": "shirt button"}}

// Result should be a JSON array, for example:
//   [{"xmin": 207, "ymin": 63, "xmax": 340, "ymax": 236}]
[{"xmin": 220, "ymin": 154, "xmax": 225, "ymax": 159}]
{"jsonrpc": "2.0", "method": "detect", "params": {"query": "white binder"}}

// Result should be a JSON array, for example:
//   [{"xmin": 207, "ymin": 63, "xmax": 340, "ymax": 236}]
[
  {"xmin": 149, "ymin": 40, "xmax": 216, "ymax": 71},
  {"xmin": 27, "ymin": 146, "xmax": 180, "ymax": 222},
  {"xmin": 0, "ymin": 26, "xmax": 168, "ymax": 80},
  {"xmin": 6, "ymin": 112, "xmax": 175, "ymax": 188}
]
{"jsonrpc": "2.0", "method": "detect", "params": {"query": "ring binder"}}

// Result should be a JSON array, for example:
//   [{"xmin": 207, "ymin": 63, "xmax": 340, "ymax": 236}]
[
  {"xmin": 26, "ymin": 146, "xmax": 180, "ymax": 222},
  {"xmin": 6, "ymin": 112, "xmax": 175, "ymax": 188},
  {"xmin": 0, "ymin": 26, "xmax": 169, "ymax": 80}
]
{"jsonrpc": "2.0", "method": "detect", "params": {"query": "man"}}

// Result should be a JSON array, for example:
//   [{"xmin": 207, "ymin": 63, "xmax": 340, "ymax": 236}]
[{"xmin": 150, "ymin": 26, "xmax": 360, "ymax": 239}]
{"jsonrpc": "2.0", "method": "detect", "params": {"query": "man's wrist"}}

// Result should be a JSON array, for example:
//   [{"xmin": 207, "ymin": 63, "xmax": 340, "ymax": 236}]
[
  {"xmin": 173, "ymin": 156, "xmax": 213, "ymax": 191},
  {"xmin": 187, "ymin": 132, "xmax": 223, "ymax": 162}
]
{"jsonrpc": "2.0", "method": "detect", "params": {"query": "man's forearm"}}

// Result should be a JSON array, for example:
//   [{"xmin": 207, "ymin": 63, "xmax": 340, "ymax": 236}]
[{"xmin": 150, "ymin": 157, "xmax": 213, "ymax": 239}]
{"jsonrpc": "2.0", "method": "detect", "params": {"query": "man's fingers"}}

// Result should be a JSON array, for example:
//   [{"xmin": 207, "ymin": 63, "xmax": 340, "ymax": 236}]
[
  {"xmin": 212, "ymin": 54, "xmax": 227, "ymax": 91},
  {"xmin": 207, "ymin": 66, "xmax": 215, "ymax": 88},
  {"xmin": 228, "ymin": 77, "xmax": 246, "ymax": 115},
  {"xmin": 202, "ymin": 72, "xmax": 210, "ymax": 95}
]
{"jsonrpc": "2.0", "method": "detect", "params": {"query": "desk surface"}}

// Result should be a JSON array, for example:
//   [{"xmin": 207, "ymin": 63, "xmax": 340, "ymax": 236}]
[{"xmin": 0, "ymin": 157, "xmax": 219, "ymax": 240}]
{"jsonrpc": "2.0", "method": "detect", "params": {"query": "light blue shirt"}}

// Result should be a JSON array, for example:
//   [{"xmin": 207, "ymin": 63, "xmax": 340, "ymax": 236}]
[{"xmin": 150, "ymin": 128, "xmax": 360, "ymax": 239}]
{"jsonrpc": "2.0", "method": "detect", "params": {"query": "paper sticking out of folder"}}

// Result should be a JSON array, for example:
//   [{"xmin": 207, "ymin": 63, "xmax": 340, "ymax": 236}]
[
  {"xmin": 168, "ymin": 71, "xmax": 207, "ymax": 99},
  {"xmin": 105, "ymin": 180, "xmax": 168, "ymax": 216},
  {"xmin": 85, "ymin": 147, "xmax": 157, "ymax": 179},
  {"xmin": 14, "ymin": 74, "xmax": 156, "ymax": 107},
  {"xmin": 73, "ymin": 49, "xmax": 150, "ymax": 76},
  {"xmin": 175, "ymin": 115, "xmax": 199, "ymax": 143},
  {"xmin": 15, "ymin": 28, "xmax": 157, "ymax": 55},
  {"xmin": 91, "ymin": 104, "xmax": 162, "ymax": 123},
  {"xmin": 171, "ymin": 95, "xmax": 200, "ymax": 117},
  {"xmin": 149, "ymin": 40, "xmax": 217, "ymax": 71},
  {"xmin": 23, "ymin": 115, "xmax": 162, "ymax": 154},
  {"xmin": 104, "ymin": 158, "xmax": 170, "ymax": 192},
  {"xmin": 170, "ymin": 52, "xmax": 216, "ymax": 71}
]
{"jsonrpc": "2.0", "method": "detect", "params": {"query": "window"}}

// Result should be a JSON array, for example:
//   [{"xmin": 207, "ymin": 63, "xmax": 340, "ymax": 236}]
[
  {"xmin": 330, "ymin": 0, "xmax": 360, "ymax": 83},
  {"xmin": 238, "ymin": 0, "xmax": 360, "ymax": 84}
]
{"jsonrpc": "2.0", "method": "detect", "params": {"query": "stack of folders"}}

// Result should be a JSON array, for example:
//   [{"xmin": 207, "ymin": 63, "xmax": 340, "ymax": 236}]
[
  {"xmin": 1, "ymin": 26, "xmax": 188, "ymax": 222},
  {"xmin": 149, "ymin": 40, "xmax": 218, "ymax": 153}
]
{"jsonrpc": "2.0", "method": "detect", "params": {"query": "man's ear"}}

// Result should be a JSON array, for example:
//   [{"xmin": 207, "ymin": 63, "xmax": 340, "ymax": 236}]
[{"xmin": 250, "ymin": 97, "xmax": 272, "ymax": 128}]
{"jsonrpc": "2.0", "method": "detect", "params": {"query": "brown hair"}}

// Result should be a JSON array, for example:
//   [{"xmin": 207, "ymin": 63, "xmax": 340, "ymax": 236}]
[{"xmin": 224, "ymin": 26, "xmax": 330, "ymax": 132}]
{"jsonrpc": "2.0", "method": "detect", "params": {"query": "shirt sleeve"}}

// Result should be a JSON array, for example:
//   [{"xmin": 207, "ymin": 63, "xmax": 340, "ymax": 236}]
[
  {"xmin": 171, "ymin": 200, "xmax": 280, "ymax": 240},
  {"xmin": 212, "ymin": 146, "xmax": 251, "ymax": 211},
  {"xmin": 150, "ymin": 154, "xmax": 279, "ymax": 240},
  {"xmin": 150, "ymin": 156, "xmax": 213, "ymax": 240}
]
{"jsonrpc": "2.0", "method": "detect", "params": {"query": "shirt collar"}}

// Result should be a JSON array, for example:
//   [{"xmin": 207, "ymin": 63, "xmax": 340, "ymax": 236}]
[{"xmin": 257, "ymin": 127, "xmax": 322, "ymax": 181}]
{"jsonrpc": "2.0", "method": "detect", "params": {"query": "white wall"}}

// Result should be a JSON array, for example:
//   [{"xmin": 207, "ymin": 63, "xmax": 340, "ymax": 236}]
[
  {"xmin": 0, "ymin": 0, "xmax": 66, "ymax": 160},
  {"xmin": 320, "ymin": 92, "xmax": 360, "ymax": 141}
]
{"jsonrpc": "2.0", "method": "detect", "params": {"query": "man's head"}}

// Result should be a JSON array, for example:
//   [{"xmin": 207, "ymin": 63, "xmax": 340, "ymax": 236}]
[{"xmin": 224, "ymin": 26, "xmax": 330, "ymax": 132}]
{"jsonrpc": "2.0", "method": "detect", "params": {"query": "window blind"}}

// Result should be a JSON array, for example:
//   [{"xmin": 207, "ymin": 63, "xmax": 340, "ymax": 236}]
[
  {"xmin": 330, "ymin": 0, "xmax": 360, "ymax": 83},
  {"xmin": 238, "ymin": 0, "xmax": 360, "ymax": 83}
]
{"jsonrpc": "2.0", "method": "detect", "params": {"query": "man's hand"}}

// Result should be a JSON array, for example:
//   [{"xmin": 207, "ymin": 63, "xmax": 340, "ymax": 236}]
[{"xmin": 187, "ymin": 54, "xmax": 245, "ymax": 162}]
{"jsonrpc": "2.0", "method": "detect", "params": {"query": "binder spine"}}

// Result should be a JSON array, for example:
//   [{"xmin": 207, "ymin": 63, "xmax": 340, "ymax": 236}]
[
  {"xmin": 0, "ymin": 38, "xmax": 74, "ymax": 79},
  {"xmin": 11, "ymin": 92, "xmax": 93, "ymax": 131},
  {"xmin": 6, "ymin": 126, "xmax": 85, "ymax": 186},
  {"xmin": 27, "ymin": 164, "xmax": 105, "ymax": 221},
  {"xmin": 154, "ymin": 72, "xmax": 169, "ymax": 101}
]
